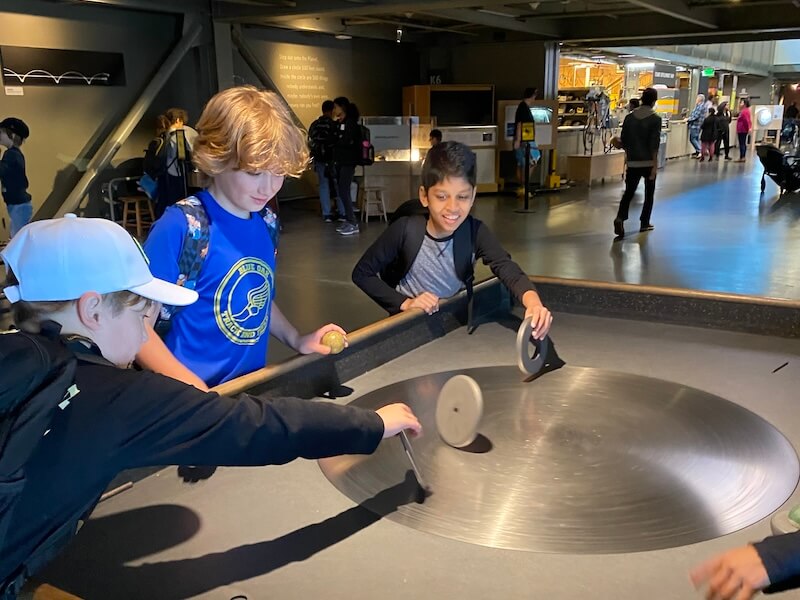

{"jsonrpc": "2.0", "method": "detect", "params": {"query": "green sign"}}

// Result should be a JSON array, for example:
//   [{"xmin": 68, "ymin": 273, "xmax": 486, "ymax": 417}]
[{"xmin": 701, "ymin": 67, "xmax": 715, "ymax": 77}]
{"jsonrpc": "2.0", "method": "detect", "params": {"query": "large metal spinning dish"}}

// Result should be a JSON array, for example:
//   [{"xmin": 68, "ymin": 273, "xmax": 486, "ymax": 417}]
[{"xmin": 319, "ymin": 366, "xmax": 799, "ymax": 554}]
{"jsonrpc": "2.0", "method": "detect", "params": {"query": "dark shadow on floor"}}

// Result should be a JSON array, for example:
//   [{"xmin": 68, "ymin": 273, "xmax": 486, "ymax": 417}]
[{"xmin": 41, "ymin": 473, "xmax": 421, "ymax": 599}]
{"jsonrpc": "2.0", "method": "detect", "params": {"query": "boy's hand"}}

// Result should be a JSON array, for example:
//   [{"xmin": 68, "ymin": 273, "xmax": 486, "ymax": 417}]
[
  {"xmin": 297, "ymin": 323, "xmax": 348, "ymax": 355},
  {"xmin": 401, "ymin": 292, "xmax": 440, "ymax": 315},
  {"xmin": 690, "ymin": 545, "xmax": 769, "ymax": 600},
  {"xmin": 376, "ymin": 403, "xmax": 422, "ymax": 438}
]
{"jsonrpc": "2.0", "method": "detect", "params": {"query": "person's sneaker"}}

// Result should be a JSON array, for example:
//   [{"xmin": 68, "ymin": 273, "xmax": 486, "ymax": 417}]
[
  {"xmin": 335, "ymin": 222, "xmax": 348, "ymax": 232},
  {"xmin": 640, "ymin": 224, "xmax": 655, "ymax": 232},
  {"xmin": 698, "ymin": 157, "xmax": 705, "ymax": 162},
  {"xmin": 725, "ymin": 155, "xmax": 732, "ymax": 160},
  {"xmin": 337, "ymin": 216, "xmax": 347, "ymax": 222},
  {"xmin": 323, "ymin": 215, "xmax": 333, "ymax": 223},
  {"xmin": 338, "ymin": 223, "xmax": 359, "ymax": 236},
  {"xmin": 613, "ymin": 218, "xmax": 624, "ymax": 238}
]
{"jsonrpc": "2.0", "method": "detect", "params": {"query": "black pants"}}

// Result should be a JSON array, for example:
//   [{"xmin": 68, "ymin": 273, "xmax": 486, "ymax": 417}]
[
  {"xmin": 738, "ymin": 132, "xmax": 748, "ymax": 159},
  {"xmin": 715, "ymin": 131, "xmax": 730, "ymax": 157},
  {"xmin": 616, "ymin": 166, "xmax": 655, "ymax": 226},
  {"xmin": 335, "ymin": 164, "xmax": 357, "ymax": 225}
]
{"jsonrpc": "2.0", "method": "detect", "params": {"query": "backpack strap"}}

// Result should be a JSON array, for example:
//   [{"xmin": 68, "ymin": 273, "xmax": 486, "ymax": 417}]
[
  {"xmin": 258, "ymin": 203, "xmax": 280, "ymax": 256},
  {"xmin": 154, "ymin": 196, "xmax": 210, "ymax": 337},
  {"xmin": 453, "ymin": 216, "xmax": 478, "ymax": 334},
  {"xmin": 154, "ymin": 194, "xmax": 281, "ymax": 337}
]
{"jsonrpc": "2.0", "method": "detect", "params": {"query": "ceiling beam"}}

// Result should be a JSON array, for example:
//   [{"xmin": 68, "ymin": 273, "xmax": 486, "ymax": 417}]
[
  {"xmin": 214, "ymin": 0, "xmax": 529, "ymax": 22},
  {"xmin": 603, "ymin": 45, "xmax": 770, "ymax": 77},
  {"xmin": 624, "ymin": 0, "xmax": 718, "ymax": 29},
  {"xmin": 419, "ymin": 8, "xmax": 561, "ymax": 37},
  {"xmin": 562, "ymin": 9, "xmax": 800, "ymax": 44}
]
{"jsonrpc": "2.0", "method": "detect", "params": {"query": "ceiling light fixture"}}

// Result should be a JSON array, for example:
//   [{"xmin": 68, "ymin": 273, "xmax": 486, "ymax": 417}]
[
  {"xmin": 477, "ymin": 8, "xmax": 518, "ymax": 17},
  {"xmin": 396, "ymin": 26, "xmax": 403, "ymax": 43},
  {"xmin": 335, "ymin": 34, "xmax": 352, "ymax": 40}
]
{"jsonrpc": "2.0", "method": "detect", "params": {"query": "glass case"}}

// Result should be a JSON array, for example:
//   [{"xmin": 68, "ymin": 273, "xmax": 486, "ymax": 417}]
[
  {"xmin": 362, "ymin": 116, "xmax": 436, "ymax": 162},
  {"xmin": 359, "ymin": 116, "xmax": 436, "ymax": 212}
]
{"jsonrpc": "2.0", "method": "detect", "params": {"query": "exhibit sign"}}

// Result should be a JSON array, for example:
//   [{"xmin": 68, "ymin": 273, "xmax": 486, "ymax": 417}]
[{"xmin": 0, "ymin": 46, "xmax": 125, "ymax": 86}]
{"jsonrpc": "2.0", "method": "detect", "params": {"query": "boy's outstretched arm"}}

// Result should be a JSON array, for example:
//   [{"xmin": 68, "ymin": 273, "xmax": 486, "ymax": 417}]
[
  {"xmin": 136, "ymin": 321, "xmax": 209, "ymax": 391},
  {"xmin": 475, "ymin": 223, "xmax": 553, "ymax": 338},
  {"xmin": 114, "ymin": 369, "xmax": 421, "ymax": 469}
]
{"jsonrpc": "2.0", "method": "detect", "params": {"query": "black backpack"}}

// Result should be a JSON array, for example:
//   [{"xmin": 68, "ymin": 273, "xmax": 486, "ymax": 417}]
[
  {"xmin": 143, "ymin": 130, "xmax": 192, "ymax": 180},
  {"xmin": 356, "ymin": 124, "xmax": 375, "ymax": 166},
  {"xmin": 142, "ymin": 133, "xmax": 168, "ymax": 179},
  {"xmin": 0, "ymin": 327, "xmax": 78, "ymax": 596}
]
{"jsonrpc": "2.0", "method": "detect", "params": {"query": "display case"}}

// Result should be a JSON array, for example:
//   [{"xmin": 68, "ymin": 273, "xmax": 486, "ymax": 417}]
[{"xmin": 361, "ymin": 116, "xmax": 435, "ymax": 213}]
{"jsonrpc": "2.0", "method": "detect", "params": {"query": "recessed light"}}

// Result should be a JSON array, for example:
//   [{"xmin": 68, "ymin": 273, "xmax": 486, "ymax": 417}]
[{"xmin": 335, "ymin": 34, "xmax": 352, "ymax": 40}]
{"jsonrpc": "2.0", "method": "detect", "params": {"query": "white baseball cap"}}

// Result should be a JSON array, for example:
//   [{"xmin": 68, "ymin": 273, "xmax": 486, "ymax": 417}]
[{"xmin": 1, "ymin": 214, "xmax": 198, "ymax": 306}]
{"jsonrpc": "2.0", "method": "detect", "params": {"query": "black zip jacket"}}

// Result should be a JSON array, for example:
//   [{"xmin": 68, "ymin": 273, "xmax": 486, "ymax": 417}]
[
  {"xmin": 755, "ymin": 532, "xmax": 800, "ymax": 594},
  {"xmin": 352, "ymin": 214, "xmax": 537, "ymax": 314},
  {"xmin": 0, "ymin": 338, "xmax": 383, "ymax": 590}
]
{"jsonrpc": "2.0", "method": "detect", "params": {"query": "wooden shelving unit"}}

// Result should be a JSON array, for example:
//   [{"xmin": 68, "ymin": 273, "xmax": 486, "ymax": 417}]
[{"xmin": 558, "ymin": 87, "xmax": 590, "ymax": 126}]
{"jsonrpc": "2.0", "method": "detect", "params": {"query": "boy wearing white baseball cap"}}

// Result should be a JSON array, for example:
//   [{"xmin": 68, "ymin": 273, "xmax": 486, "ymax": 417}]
[{"xmin": 0, "ymin": 215, "xmax": 420, "ymax": 597}]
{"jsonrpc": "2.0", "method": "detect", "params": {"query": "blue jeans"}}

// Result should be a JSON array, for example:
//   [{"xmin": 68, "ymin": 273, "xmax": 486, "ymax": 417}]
[
  {"xmin": 7, "ymin": 201, "xmax": 32, "ymax": 237},
  {"xmin": 315, "ymin": 161, "xmax": 342, "ymax": 217},
  {"xmin": 689, "ymin": 129, "xmax": 701, "ymax": 153}
]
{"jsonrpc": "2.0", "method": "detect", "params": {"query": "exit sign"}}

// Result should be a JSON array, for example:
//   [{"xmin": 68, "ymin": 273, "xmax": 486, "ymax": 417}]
[{"xmin": 702, "ymin": 67, "xmax": 715, "ymax": 77}]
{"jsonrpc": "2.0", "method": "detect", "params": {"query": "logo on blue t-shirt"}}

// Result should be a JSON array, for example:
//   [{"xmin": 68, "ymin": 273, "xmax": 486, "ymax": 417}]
[{"xmin": 214, "ymin": 257, "xmax": 274, "ymax": 345}]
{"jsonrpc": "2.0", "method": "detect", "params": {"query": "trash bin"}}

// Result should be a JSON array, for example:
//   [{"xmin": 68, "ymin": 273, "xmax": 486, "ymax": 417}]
[{"xmin": 658, "ymin": 132, "xmax": 668, "ymax": 169}]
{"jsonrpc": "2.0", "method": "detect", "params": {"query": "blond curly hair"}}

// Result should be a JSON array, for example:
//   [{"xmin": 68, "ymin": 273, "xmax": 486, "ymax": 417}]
[{"xmin": 192, "ymin": 86, "xmax": 308, "ymax": 178}]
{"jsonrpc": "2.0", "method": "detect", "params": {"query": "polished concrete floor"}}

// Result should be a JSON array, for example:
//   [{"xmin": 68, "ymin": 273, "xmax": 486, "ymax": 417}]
[{"xmin": 270, "ymin": 154, "xmax": 800, "ymax": 361}]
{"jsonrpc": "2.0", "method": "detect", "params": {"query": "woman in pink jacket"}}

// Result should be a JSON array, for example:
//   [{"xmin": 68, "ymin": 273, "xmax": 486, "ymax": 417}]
[{"xmin": 736, "ymin": 98, "xmax": 752, "ymax": 162}]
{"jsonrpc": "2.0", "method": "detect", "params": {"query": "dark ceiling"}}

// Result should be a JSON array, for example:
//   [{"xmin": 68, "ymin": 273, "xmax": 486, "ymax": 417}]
[{"xmin": 67, "ymin": 0, "xmax": 800, "ymax": 46}]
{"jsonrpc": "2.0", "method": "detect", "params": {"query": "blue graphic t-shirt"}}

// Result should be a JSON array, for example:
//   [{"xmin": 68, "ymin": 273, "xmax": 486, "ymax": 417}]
[{"xmin": 144, "ymin": 190, "xmax": 276, "ymax": 386}]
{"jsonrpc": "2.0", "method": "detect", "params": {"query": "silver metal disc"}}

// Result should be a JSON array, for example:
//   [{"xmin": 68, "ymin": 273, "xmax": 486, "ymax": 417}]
[
  {"xmin": 319, "ymin": 366, "xmax": 799, "ymax": 554},
  {"xmin": 516, "ymin": 317, "xmax": 548, "ymax": 376},
  {"xmin": 435, "ymin": 375, "xmax": 484, "ymax": 448}
]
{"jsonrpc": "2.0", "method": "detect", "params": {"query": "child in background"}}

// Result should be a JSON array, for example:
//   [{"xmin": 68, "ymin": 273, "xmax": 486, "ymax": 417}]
[
  {"xmin": 0, "ymin": 118, "xmax": 32, "ymax": 240},
  {"xmin": 352, "ymin": 141, "xmax": 553, "ymax": 340},
  {"xmin": 699, "ymin": 107, "xmax": 720, "ymax": 162},
  {"xmin": 140, "ymin": 85, "xmax": 347, "ymax": 389},
  {"xmin": 0, "ymin": 214, "xmax": 421, "ymax": 596}
]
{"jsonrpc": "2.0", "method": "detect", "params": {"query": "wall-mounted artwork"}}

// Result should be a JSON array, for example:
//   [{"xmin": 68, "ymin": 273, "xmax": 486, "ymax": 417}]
[{"xmin": 0, "ymin": 46, "xmax": 125, "ymax": 86}]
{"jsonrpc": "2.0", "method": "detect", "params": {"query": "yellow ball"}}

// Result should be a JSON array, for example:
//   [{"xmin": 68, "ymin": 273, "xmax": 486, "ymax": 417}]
[{"xmin": 321, "ymin": 331, "xmax": 346, "ymax": 354}]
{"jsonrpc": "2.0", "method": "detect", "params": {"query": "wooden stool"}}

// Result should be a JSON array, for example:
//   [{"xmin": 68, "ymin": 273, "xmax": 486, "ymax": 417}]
[
  {"xmin": 361, "ymin": 186, "xmax": 387, "ymax": 223},
  {"xmin": 119, "ymin": 195, "xmax": 155, "ymax": 239}
]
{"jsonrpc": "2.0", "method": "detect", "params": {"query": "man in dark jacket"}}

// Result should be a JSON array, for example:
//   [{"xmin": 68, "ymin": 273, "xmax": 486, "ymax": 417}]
[
  {"xmin": 613, "ymin": 87, "xmax": 661, "ymax": 240},
  {"xmin": 308, "ymin": 100, "xmax": 340, "ymax": 222}
]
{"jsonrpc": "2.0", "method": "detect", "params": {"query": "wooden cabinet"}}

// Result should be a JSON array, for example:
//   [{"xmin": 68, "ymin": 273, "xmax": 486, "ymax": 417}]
[
  {"xmin": 558, "ymin": 87, "xmax": 590, "ymax": 127},
  {"xmin": 402, "ymin": 85, "xmax": 495, "ymax": 125}
]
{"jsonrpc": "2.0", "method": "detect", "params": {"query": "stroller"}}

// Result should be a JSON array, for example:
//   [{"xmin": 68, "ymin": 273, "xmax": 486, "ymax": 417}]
[{"xmin": 756, "ymin": 144, "xmax": 800, "ymax": 196}]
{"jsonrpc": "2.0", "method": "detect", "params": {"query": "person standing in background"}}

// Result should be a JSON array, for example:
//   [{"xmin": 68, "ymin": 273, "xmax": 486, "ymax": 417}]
[
  {"xmin": 155, "ymin": 108, "xmax": 198, "ymax": 217},
  {"xmin": 0, "ymin": 117, "xmax": 32, "ymax": 240},
  {"xmin": 688, "ymin": 95, "xmax": 706, "ymax": 158},
  {"xmin": 699, "ymin": 108, "xmax": 720, "ymax": 163},
  {"xmin": 332, "ymin": 96, "xmax": 362, "ymax": 237},
  {"xmin": 715, "ymin": 101, "xmax": 732, "ymax": 160},
  {"xmin": 513, "ymin": 87, "xmax": 538, "ymax": 195},
  {"xmin": 308, "ymin": 100, "xmax": 341, "ymax": 223},
  {"xmin": 735, "ymin": 98, "xmax": 752, "ymax": 163}
]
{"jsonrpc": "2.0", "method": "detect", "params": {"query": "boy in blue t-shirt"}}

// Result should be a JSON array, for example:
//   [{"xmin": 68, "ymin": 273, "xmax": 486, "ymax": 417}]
[
  {"xmin": 139, "ymin": 86, "xmax": 347, "ymax": 388},
  {"xmin": 0, "ymin": 117, "xmax": 32, "ymax": 239}
]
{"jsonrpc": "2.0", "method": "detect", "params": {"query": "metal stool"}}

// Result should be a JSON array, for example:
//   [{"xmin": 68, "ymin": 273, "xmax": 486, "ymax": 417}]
[
  {"xmin": 361, "ymin": 186, "xmax": 387, "ymax": 223},
  {"xmin": 119, "ymin": 195, "xmax": 155, "ymax": 240}
]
